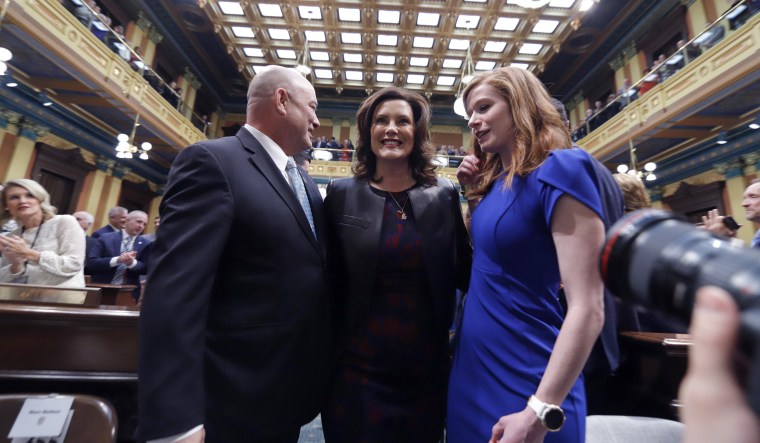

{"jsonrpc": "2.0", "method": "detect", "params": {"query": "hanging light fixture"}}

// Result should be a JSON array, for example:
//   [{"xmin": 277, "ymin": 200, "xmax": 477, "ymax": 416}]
[
  {"xmin": 716, "ymin": 131, "xmax": 728, "ymax": 145},
  {"xmin": 295, "ymin": 36, "xmax": 311, "ymax": 76},
  {"xmin": 295, "ymin": 9, "xmax": 316, "ymax": 77},
  {"xmin": 453, "ymin": 19, "xmax": 476, "ymax": 118},
  {"xmin": 616, "ymin": 138, "xmax": 656, "ymax": 181},
  {"xmin": 115, "ymin": 114, "xmax": 152, "ymax": 160}
]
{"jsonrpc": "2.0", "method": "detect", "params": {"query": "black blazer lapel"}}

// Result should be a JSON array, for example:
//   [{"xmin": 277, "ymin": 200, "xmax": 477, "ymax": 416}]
[{"xmin": 236, "ymin": 128, "xmax": 320, "ymax": 252}]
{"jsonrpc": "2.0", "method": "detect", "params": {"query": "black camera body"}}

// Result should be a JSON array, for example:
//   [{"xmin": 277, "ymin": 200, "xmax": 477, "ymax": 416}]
[{"xmin": 600, "ymin": 209, "xmax": 760, "ymax": 416}]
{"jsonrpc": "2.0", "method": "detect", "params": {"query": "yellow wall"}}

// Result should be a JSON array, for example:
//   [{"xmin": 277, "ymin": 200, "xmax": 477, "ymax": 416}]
[{"xmin": 5, "ymin": 135, "xmax": 36, "ymax": 180}]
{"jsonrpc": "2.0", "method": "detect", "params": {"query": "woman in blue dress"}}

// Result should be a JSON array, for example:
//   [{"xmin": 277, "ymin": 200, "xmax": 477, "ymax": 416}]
[{"xmin": 448, "ymin": 67, "xmax": 606, "ymax": 443}]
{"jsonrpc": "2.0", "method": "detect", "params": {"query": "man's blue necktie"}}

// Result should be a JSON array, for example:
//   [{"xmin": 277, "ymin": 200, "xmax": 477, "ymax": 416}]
[{"xmin": 286, "ymin": 157, "xmax": 316, "ymax": 239}]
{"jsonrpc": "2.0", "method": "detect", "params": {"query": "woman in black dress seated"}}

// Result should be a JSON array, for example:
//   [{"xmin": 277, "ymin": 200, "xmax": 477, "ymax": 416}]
[{"xmin": 322, "ymin": 86, "xmax": 472, "ymax": 442}]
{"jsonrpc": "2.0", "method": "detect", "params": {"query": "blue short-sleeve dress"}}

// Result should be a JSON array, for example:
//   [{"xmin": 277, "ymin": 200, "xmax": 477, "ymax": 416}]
[{"xmin": 447, "ymin": 148, "xmax": 604, "ymax": 443}]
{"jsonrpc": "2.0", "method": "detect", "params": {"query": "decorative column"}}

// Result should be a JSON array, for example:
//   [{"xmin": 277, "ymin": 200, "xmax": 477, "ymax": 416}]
[
  {"xmin": 0, "ymin": 108, "xmax": 22, "ymax": 182},
  {"xmin": 127, "ymin": 11, "xmax": 164, "ymax": 67},
  {"xmin": 5, "ymin": 120, "xmax": 48, "ymax": 180},
  {"xmin": 715, "ymin": 159, "xmax": 752, "ymax": 244},
  {"xmin": 179, "ymin": 67, "xmax": 202, "ymax": 119}
]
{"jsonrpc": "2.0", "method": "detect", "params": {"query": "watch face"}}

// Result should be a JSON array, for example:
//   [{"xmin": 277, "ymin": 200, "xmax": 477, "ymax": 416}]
[{"xmin": 544, "ymin": 408, "xmax": 565, "ymax": 431}]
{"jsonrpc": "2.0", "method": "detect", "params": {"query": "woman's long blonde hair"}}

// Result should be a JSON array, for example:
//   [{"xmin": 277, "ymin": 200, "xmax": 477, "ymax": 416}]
[
  {"xmin": 463, "ymin": 67, "xmax": 571, "ymax": 199},
  {"xmin": 1, "ymin": 179, "xmax": 57, "ymax": 224}
]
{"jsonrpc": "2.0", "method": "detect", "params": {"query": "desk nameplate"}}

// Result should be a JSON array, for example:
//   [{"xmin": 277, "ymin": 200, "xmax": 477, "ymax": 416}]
[{"xmin": 0, "ymin": 283, "xmax": 100, "ymax": 307}]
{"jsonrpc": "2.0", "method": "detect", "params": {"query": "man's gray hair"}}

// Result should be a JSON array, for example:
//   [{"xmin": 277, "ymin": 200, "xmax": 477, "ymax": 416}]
[{"xmin": 109, "ymin": 206, "xmax": 128, "ymax": 217}]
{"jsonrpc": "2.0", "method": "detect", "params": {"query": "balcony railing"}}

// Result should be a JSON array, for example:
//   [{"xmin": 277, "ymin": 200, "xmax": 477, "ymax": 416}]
[
  {"xmin": 7, "ymin": 0, "xmax": 205, "ymax": 150},
  {"xmin": 573, "ymin": 0, "xmax": 758, "ymax": 145}
]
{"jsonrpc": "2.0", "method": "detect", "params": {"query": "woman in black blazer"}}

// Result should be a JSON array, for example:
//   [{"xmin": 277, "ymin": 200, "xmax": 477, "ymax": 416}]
[{"xmin": 323, "ymin": 87, "xmax": 472, "ymax": 442}]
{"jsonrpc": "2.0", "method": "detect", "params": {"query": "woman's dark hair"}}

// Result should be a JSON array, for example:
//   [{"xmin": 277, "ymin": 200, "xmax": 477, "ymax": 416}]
[{"xmin": 352, "ymin": 87, "xmax": 437, "ymax": 185}]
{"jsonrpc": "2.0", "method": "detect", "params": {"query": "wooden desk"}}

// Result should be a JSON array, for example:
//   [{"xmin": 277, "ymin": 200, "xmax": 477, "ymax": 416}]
[
  {"xmin": 0, "ymin": 298, "xmax": 140, "ymax": 441},
  {"xmin": 612, "ymin": 331, "xmax": 692, "ymax": 420},
  {"xmin": 86, "ymin": 283, "xmax": 138, "ymax": 308}
]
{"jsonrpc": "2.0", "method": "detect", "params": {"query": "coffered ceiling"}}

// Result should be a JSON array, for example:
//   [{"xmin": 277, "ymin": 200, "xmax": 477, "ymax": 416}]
[{"xmin": 201, "ymin": 0, "xmax": 593, "ymax": 99}]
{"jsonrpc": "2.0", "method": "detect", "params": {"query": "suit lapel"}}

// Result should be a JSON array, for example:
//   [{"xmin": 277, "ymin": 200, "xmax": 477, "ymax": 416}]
[{"xmin": 236, "ymin": 128, "xmax": 320, "ymax": 252}]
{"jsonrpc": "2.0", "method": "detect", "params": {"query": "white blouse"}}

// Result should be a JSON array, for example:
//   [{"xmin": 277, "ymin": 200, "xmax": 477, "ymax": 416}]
[{"xmin": 0, "ymin": 214, "xmax": 86, "ymax": 287}]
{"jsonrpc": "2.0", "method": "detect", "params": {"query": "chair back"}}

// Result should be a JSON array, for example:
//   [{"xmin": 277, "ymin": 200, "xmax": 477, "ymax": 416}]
[
  {"xmin": 0, "ymin": 393, "xmax": 117, "ymax": 442},
  {"xmin": 586, "ymin": 415, "xmax": 683, "ymax": 443}
]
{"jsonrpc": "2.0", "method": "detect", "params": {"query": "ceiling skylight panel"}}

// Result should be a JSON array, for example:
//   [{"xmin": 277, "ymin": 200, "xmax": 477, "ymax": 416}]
[
  {"xmin": 494, "ymin": 17, "xmax": 519, "ymax": 31},
  {"xmin": 257, "ymin": 4, "xmax": 282, "ymax": 17},
  {"xmin": 219, "ymin": 2, "xmax": 244, "ymax": 15},
  {"xmin": 511, "ymin": 63, "xmax": 530, "ymax": 69},
  {"xmin": 437, "ymin": 76, "xmax": 456, "ymax": 86},
  {"xmin": 314, "ymin": 69, "xmax": 332, "ymax": 79},
  {"xmin": 232, "ymin": 27, "xmax": 255, "ymax": 38},
  {"xmin": 475, "ymin": 61, "xmax": 496, "ymax": 70},
  {"xmin": 268, "ymin": 28, "xmax": 290, "ymax": 40},
  {"xmin": 412, "ymin": 36, "xmax": 435, "ymax": 49},
  {"xmin": 484, "ymin": 41, "xmax": 507, "ymax": 52},
  {"xmin": 378, "ymin": 10, "xmax": 401, "ymax": 24},
  {"xmin": 243, "ymin": 47, "xmax": 263, "ymax": 57},
  {"xmin": 341, "ymin": 32, "xmax": 362, "ymax": 44},
  {"xmin": 533, "ymin": 20, "xmax": 559, "ymax": 33},
  {"xmin": 409, "ymin": 57, "xmax": 429, "ymax": 67},
  {"xmin": 406, "ymin": 74, "xmax": 425, "ymax": 84},
  {"xmin": 310, "ymin": 51, "xmax": 329, "ymax": 61},
  {"xmin": 456, "ymin": 15, "xmax": 480, "ymax": 29},
  {"xmin": 449, "ymin": 39, "xmax": 470, "ymax": 50},
  {"xmin": 417, "ymin": 12, "xmax": 440, "ymax": 27},
  {"xmin": 377, "ymin": 55, "xmax": 396, "ymax": 65},
  {"xmin": 305, "ymin": 30, "xmax": 326, "ymax": 42},
  {"xmin": 343, "ymin": 53, "xmax": 363, "ymax": 63},
  {"xmin": 276, "ymin": 49, "xmax": 296, "ymax": 59},
  {"xmin": 377, "ymin": 72, "xmax": 394, "ymax": 83},
  {"xmin": 251, "ymin": 65, "xmax": 267, "ymax": 74},
  {"xmin": 442, "ymin": 59, "xmax": 462, "ymax": 69},
  {"xmin": 298, "ymin": 6, "xmax": 321, "ymax": 20},
  {"xmin": 549, "ymin": 0, "xmax": 575, "ymax": 7},
  {"xmin": 377, "ymin": 35, "xmax": 398, "ymax": 46},
  {"xmin": 345, "ymin": 70, "xmax": 364, "ymax": 81},
  {"xmin": 338, "ymin": 8, "xmax": 361, "ymax": 22},
  {"xmin": 519, "ymin": 43, "xmax": 542, "ymax": 54}
]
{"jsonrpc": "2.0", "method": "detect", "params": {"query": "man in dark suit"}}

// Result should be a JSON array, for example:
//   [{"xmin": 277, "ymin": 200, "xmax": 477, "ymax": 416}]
[
  {"xmin": 138, "ymin": 65, "xmax": 331, "ymax": 443},
  {"xmin": 87, "ymin": 210, "xmax": 150, "ymax": 300},
  {"xmin": 91, "ymin": 206, "xmax": 127, "ymax": 238}
]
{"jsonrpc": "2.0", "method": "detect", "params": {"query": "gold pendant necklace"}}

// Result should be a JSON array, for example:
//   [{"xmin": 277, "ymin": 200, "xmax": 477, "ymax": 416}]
[{"xmin": 388, "ymin": 191, "xmax": 408, "ymax": 220}]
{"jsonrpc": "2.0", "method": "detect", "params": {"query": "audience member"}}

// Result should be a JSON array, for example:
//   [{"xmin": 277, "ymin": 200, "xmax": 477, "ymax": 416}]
[
  {"xmin": 292, "ymin": 149, "xmax": 312, "ymax": 172},
  {"xmin": 92, "ymin": 206, "xmax": 127, "ymax": 238},
  {"xmin": 72, "ymin": 210, "xmax": 96, "ymax": 257},
  {"xmin": 138, "ymin": 66, "xmax": 332, "ymax": 443},
  {"xmin": 143, "ymin": 216, "xmax": 160, "ymax": 242},
  {"xmin": 87, "ymin": 210, "xmax": 150, "ymax": 300},
  {"xmin": 0, "ymin": 179, "xmax": 85, "ymax": 287},
  {"xmin": 450, "ymin": 67, "xmax": 606, "ymax": 442},
  {"xmin": 612, "ymin": 173, "xmax": 651, "ymax": 213},
  {"xmin": 700, "ymin": 21, "xmax": 725, "ymax": 50},
  {"xmin": 701, "ymin": 179, "xmax": 760, "ymax": 247},
  {"xmin": 638, "ymin": 67, "xmax": 660, "ymax": 95},
  {"xmin": 322, "ymin": 86, "xmax": 471, "ymax": 442}
]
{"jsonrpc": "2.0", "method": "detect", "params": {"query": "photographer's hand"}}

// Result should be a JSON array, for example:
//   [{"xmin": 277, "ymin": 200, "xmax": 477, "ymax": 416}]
[{"xmin": 679, "ymin": 286, "xmax": 760, "ymax": 443}]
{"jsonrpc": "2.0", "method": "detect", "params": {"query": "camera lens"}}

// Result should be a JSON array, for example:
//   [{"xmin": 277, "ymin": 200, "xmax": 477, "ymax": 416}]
[{"xmin": 601, "ymin": 209, "xmax": 760, "ymax": 321}]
